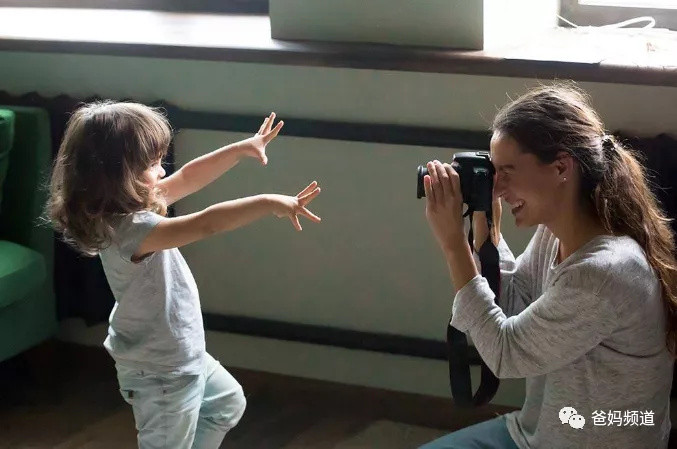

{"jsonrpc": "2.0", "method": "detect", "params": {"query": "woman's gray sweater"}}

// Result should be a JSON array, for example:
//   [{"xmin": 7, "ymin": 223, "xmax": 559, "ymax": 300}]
[{"xmin": 452, "ymin": 225, "xmax": 673, "ymax": 449}]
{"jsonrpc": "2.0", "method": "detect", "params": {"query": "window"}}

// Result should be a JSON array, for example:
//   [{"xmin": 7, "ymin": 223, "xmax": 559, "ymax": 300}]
[
  {"xmin": 561, "ymin": 0, "xmax": 677, "ymax": 30},
  {"xmin": 0, "ymin": 0, "xmax": 268, "ymax": 14}
]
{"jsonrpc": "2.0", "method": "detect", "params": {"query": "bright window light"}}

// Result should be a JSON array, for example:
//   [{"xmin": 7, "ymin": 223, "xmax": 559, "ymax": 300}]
[{"xmin": 580, "ymin": 0, "xmax": 677, "ymax": 8}]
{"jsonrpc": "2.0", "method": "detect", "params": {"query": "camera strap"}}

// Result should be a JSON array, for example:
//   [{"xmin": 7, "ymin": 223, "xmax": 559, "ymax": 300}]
[{"xmin": 446, "ymin": 208, "xmax": 501, "ymax": 407}]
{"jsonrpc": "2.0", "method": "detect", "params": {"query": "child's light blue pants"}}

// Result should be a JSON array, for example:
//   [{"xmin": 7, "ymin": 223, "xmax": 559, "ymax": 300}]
[
  {"xmin": 116, "ymin": 353, "xmax": 246, "ymax": 449},
  {"xmin": 418, "ymin": 414, "xmax": 520, "ymax": 449}
]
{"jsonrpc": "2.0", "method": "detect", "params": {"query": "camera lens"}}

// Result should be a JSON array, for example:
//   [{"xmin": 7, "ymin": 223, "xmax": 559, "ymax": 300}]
[{"xmin": 417, "ymin": 165, "xmax": 428, "ymax": 198}]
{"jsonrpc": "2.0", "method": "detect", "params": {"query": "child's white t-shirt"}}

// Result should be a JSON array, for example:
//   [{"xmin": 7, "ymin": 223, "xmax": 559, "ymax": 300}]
[{"xmin": 99, "ymin": 210, "xmax": 206, "ymax": 375}]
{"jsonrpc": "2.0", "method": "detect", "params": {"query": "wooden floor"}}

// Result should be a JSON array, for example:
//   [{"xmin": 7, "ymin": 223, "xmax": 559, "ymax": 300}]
[{"xmin": 0, "ymin": 341, "xmax": 519, "ymax": 448}]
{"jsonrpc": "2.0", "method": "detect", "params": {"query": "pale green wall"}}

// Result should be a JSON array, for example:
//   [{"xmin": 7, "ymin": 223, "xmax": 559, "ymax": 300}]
[
  {"xmin": 2, "ymin": 52, "xmax": 676, "ymax": 134},
  {"xmin": 5, "ymin": 51, "xmax": 676, "ymax": 407}
]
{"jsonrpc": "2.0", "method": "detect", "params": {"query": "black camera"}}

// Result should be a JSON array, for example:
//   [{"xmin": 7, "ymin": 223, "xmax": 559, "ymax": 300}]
[{"xmin": 416, "ymin": 151, "xmax": 495, "ymax": 212}]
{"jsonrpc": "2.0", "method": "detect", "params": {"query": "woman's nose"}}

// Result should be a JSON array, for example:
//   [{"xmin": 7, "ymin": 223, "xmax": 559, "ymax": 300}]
[{"xmin": 159, "ymin": 166, "xmax": 166, "ymax": 178}]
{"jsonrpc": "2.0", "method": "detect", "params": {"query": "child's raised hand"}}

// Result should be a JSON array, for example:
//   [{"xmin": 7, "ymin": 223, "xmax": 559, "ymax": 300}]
[
  {"xmin": 242, "ymin": 112, "xmax": 284, "ymax": 166},
  {"xmin": 269, "ymin": 181, "xmax": 322, "ymax": 231}
]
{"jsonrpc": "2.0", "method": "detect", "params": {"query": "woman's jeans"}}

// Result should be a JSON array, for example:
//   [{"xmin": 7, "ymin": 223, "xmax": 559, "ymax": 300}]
[
  {"xmin": 116, "ymin": 353, "xmax": 247, "ymax": 449},
  {"xmin": 419, "ymin": 415, "xmax": 520, "ymax": 449}
]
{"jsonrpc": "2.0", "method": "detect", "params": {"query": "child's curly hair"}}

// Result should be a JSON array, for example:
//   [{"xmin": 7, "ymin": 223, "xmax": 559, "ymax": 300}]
[{"xmin": 46, "ymin": 101, "xmax": 171, "ymax": 256}]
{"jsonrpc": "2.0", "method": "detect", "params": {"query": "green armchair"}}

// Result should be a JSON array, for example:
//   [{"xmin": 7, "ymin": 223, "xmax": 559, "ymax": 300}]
[{"xmin": 0, "ymin": 105, "xmax": 57, "ymax": 362}]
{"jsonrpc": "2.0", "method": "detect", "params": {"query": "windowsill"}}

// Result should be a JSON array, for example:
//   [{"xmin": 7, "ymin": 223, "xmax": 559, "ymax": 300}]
[{"xmin": 1, "ymin": 7, "xmax": 676, "ymax": 87}]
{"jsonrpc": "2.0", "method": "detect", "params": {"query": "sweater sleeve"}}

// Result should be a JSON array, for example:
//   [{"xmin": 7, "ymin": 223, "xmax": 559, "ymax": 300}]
[
  {"xmin": 473, "ymin": 226, "xmax": 544, "ymax": 317},
  {"xmin": 450, "ymin": 266, "xmax": 618, "ymax": 379}
]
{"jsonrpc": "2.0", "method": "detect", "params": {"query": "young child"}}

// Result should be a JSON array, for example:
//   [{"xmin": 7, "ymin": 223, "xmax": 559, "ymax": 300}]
[{"xmin": 46, "ymin": 101, "xmax": 322, "ymax": 448}]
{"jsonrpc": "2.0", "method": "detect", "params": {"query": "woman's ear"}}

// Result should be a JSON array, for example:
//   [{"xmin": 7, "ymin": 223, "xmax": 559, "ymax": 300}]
[{"xmin": 553, "ymin": 151, "xmax": 574, "ymax": 180}]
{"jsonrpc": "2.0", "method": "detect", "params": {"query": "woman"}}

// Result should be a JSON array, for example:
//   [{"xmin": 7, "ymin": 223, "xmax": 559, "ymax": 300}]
[{"xmin": 419, "ymin": 84, "xmax": 676, "ymax": 449}]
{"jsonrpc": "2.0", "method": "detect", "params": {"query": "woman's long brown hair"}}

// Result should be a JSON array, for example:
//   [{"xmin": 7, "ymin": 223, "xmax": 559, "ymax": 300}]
[{"xmin": 493, "ymin": 82, "xmax": 677, "ymax": 358}]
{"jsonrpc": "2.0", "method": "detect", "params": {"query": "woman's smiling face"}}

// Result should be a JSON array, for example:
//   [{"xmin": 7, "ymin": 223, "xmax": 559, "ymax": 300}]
[{"xmin": 491, "ymin": 131, "xmax": 564, "ymax": 228}]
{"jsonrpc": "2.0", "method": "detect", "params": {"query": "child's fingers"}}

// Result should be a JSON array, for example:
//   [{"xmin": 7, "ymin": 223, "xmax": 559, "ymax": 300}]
[
  {"xmin": 300, "ymin": 207, "xmax": 321, "ymax": 222},
  {"xmin": 290, "ymin": 214, "xmax": 302, "ymax": 231},
  {"xmin": 297, "ymin": 181, "xmax": 318, "ymax": 197},
  {"xmin": 265, "ymin": 120, "xmax": 284, "ymax": 143},
  {"xmin": 299, "ymin": 187, "xmax": 321, "ymax": 205},
  {"xmin": 266, "ymin": 112, "xmax": 276, "ymax": 133},
  {"xmin": 258, "ymin": 116, "xmax": 269, "ymax": 135}
]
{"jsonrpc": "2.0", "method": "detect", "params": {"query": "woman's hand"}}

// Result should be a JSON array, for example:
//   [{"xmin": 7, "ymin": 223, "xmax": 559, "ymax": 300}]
[
  {"xmin": 472, "ymin": 191, "xmax": 502, "ymax": 251},
  {"xmin": 241, "ymin": 112, "xmax": 284, "ymax": 166},
  {"xmin": 424, "ymin": 160, "xmax": 467, "ymax": 253},
  {"xmin": 269, "ymin": 181, "xmax": 322, "ymax": 231}
]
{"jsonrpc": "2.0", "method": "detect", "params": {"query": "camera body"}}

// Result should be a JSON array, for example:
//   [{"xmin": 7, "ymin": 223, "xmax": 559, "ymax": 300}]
[{"xmin": 417, "ymin": 151, "xmax": 494, "ymax": 212}]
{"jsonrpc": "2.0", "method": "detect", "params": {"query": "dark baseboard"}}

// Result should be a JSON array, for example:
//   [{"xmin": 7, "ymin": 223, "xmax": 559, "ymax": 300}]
[
  {"xmin": 0, "ymin": 91, "xmax": 491, "ymax": 149},
  {"xmin": 204, "ymin": 313, "xmax": 483, "ymax": 365}
]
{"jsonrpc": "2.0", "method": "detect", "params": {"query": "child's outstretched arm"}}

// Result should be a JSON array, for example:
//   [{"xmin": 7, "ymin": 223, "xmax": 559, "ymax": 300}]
[
  {"xmin": 159, "ymin": 113, "xmax": 284, "ymax": 205},
  {"xmin": 132, "ymin": 181, "xmax": 321, "ymax": 261}
]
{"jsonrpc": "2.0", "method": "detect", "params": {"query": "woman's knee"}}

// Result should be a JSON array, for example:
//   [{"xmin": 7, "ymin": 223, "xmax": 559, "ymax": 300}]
[
  {"xmin": 418, "ymin": 416, "xmax": 516, "ymax": 449},
  {"xmin": 418, "ymin": 434, "xmax": 463, "ymax": 449}
]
